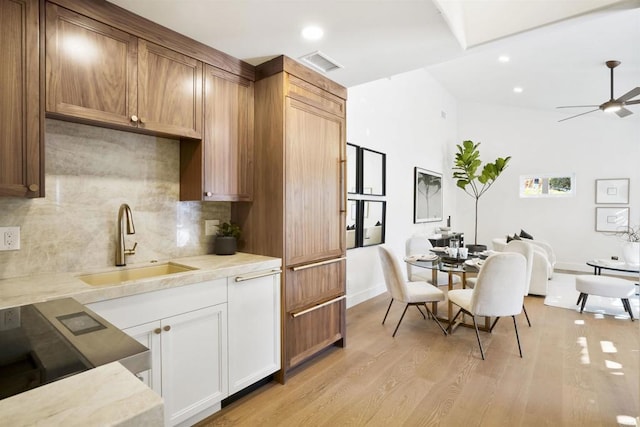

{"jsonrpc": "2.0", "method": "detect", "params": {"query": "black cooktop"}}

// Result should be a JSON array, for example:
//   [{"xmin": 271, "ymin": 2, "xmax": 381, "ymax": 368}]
[{"xmin": 0, "ymin": 298, "xmax": 149, "ymax": 401}]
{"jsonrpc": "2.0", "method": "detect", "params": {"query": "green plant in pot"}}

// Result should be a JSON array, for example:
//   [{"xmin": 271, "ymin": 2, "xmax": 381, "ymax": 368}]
[
  {"xmin": 453, "ymin": 140, "xmax": 511, "ymax": 252},
  {"xmin": 214, "ymin": 222, "xmax": 242, "ymax": 255}
]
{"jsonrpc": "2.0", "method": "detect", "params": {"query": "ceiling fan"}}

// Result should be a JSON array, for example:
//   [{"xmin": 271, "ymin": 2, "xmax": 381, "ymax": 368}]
[{"xmin": 557, "ymin": 60, "xmax": 640, "ymax": 122}]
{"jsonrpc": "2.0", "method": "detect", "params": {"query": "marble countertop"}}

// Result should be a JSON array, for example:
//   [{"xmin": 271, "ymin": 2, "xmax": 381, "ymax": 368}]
[
  {"xmin": 0, "ymin": 362, "xmax": 164, "ymax": 426},
  {"xmin": 0, "ymin": 252, "xmax": 281, "ymax": 425},
  {"xmin": 0, "ymin": 252, "xmax": 282, "ymax": 310}
]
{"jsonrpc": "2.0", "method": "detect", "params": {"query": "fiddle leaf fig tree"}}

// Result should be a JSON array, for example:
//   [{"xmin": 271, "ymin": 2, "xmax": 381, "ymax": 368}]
[{"xmin": 453, "ymin": 140, "xmax": 511, "ymax": 245}]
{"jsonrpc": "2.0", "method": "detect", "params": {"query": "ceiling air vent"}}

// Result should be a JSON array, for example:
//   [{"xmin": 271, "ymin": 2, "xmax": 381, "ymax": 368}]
[{"xmin": 299, "ymin": 51, "xmax": 343, "ymax": 73}]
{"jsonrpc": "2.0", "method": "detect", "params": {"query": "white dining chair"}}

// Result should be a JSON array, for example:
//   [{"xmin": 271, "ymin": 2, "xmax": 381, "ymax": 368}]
[
  {"xmin": 503, "ymin": 240, "xmax": 533, "ymax": 326},
  {"xmin": 447, "ymin": 252, "xmax": 527, "ymax": 360},
  {"xmin": 378, "ymin": 246, "xmax": 447, "ymax": 337}
]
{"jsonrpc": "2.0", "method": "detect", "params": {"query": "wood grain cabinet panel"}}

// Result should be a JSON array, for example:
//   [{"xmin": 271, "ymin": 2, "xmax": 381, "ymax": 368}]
[
  {"xmin": 285, "ymin": 98, "xmax": 345, "ymax": 265},
  {"xmin": 45, "ymin": 3, "xmax": 137, "ymax": 127},
  {"xmin": 234, "ymin": 56, "xmax": 347, "ymax": 382},
  {"xmin": 137, "ymin": 40, "xmax": 202, "ymax": 139},
  {"xmin": 45, "ymin": 3, "xmax": 202, "ymax": 139},
  {"xmin": 180, "ymin": 65, "xmax": 253, "ymax": 201},
  {"xmin": 0, "ymin": 0, "xmax": 42, "ymax": 198}
]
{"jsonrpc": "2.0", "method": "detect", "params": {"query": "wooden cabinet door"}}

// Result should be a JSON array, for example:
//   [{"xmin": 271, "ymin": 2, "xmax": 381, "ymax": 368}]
[
  {"xmin": 161, "ymin": 304, "xmax": 228, "ymax": 426},
  {"xmin": 201, "ymin": 65, "xmax": 254, "ymax": 201},
  {"xmin": 137, "ymin": 40, "xmax": 202, "ymax": 139},
  {"xmin": 285, "ymin": 97, "xmax": 346, "ymax": 265},
  {"xmin": 228, "ymin": 270, "xmax": 280, "ymax": 394},
  {"xmin": 0, "ymin": 0, "xmax": 42, "ymax": 198},
  {"xmin": 45, "ymin": 3, "xmax": 137, "ymax": 128}
]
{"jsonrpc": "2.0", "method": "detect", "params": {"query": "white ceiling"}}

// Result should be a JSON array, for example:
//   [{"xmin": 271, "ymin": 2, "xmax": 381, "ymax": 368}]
[{"xmin": 108, "ymin": 0, "xmax": 640, "ymax": 120}]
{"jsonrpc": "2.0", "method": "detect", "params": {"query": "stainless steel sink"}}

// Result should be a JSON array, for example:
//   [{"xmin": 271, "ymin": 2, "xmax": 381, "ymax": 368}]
[{"xmin": 78, "ymin": 263, "xmax": 197, "ymax": 286}]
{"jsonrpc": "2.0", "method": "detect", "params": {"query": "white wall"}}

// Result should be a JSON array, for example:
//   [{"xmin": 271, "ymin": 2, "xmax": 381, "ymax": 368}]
[
  {"xmin": 346, "ymin": 68, "xmax": 459, "ymax": 307},
  {"xmin": 456, "ymin": 101, "xmax": 640, "ymax": 271},
  {"xmin": 346, "ymin": 71, "xmax": 640, "ymax": 309}
]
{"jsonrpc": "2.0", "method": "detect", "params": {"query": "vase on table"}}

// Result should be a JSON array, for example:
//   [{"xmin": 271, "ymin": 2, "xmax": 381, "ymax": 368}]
[{"xmin": 621, "ymin": 241, "xmax": 640, "ymax": 266}]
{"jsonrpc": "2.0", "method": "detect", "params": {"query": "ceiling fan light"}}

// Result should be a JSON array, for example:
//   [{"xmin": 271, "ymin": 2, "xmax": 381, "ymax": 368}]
[{"xmin": 604, "ymin": 104, "xmax": 622, "ymax": 113}]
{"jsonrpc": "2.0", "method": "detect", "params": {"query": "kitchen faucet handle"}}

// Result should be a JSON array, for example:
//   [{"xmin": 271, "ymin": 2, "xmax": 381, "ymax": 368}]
[{"xmin": 126, "ymin": 242, "xmax": 138, "ymax": 255}]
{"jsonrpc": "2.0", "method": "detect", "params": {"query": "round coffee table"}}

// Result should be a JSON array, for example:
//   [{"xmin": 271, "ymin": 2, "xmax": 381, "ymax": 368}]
[{"xmin": 586, "ymin": 259, "xmax": 640, "ymax": 275}]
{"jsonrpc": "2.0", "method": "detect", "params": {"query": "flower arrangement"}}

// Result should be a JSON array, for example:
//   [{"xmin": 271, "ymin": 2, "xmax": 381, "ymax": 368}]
[{"xmin": 617, "ymin": 225, "xmax": 640, "ymax": 242}]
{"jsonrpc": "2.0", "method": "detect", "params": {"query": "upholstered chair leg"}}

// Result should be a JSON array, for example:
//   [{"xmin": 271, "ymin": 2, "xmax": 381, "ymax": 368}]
[
  {"xmin": 392, "ymin": 304, "xmax": 410, "ymax": 337},
  {"xmin": 448, "ymin": 308, "xmax": 464, "ymax": 333},
  {"xmin": 622, "ymin": 299, "xmax": 635, "ymax": 321},
  {"xmin": 415, "ymin": 305, "xmax": 426, "ymax": 319},
  {"xmin": 579, "ymin": 294, "xmax": 589, "ymax": 313},
  {"xmin": 489, "ymin": 317, "xmax": 500, "ymax": 332},
  {"xmin": 472, "ymin": 315, "xmax": 485, "ymax": 360},
  {"xmin": 522, "ymin": 304, "xmax": 532, "ymax": 327},
  {"xmin": 382, "ymin": 299, "xmax": 394, "ymax": 324},
  {"xmin": 424, "ymin": 304, "xmax": 447, "ymax": 336},
  {"xmin": 512, "ymin": 316, "xmax": 523, "ymax": 358},
  {"xmin": 576, "ymin": 293, "xmax": 585, "ymax": 306}
]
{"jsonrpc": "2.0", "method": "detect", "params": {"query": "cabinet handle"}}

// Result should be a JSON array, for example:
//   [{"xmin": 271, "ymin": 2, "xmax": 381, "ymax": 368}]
[
  {"xmin": 138, "ymin": 117, "xmax": 145, "ymax": 124},
  {"xmin": 340, "ymin": 159, "xmax": 346, "ymax": 213},
  {"xmin": 291, "ymin": 295, "xmax": 345, "ymax": 318},
  {"xmin": 291, "ymin": 257, "xmax": 346, "ymax": 272},
  {"xmin": 163, "ymin": 325, "xmax": 171, "ymax": 332},
  {"xmin": 130, "ymin": 115, "xmax": 139, "ymax": 123},
  {"xmin": 154, "ymin": 328, "xmax": 161, "ymax": 334},
  {"xmin": 235, "ymin": 269, "xmax": 282, "ymax": 282},
  {"xmin": 28, "ymin": 184, "xmax": 39, "ymax": 192},
  {"xmin": 204, "ymin": 191, "xmax": 213, "ymax": 197}
]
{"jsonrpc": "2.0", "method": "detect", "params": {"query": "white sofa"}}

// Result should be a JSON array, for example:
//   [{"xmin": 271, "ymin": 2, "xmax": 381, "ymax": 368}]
[{"xmin": 492, "ymin": 237, "xmax": 555, "ymax": 296}]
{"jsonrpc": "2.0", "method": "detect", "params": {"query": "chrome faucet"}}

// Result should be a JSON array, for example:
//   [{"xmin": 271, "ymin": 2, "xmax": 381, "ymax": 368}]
[{"xmin": 116, "ymin": 203, "xmax": 137, "ymax": 266}]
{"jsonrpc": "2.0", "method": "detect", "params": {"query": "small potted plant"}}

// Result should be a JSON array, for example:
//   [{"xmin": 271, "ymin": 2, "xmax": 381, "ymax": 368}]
[{"xmin": 214, "ymin": 222, "xmax": 242, "ymax": 255}]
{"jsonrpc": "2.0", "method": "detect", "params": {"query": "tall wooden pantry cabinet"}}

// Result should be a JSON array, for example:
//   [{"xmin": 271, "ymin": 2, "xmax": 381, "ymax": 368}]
[{"xmin": 234, "ymin": 55, "xmax": 347, "ymax": 382}]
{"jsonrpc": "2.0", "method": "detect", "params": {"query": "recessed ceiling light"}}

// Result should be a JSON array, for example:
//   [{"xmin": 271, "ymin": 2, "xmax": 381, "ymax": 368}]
[
  {"xmin": 498, "ymin": 55, "xmax": 510, "ymax": 63},
  {"xmin": 301, "ymin": 25, "xmax": 324, "ymax": 41},
  {"xmin": 513, "ymin": 87, "xmax": 523, "ymax": 93}
]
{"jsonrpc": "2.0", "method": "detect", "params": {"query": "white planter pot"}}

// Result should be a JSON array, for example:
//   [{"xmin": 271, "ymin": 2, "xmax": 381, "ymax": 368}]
[{"xmin": 621, "ymin": 241, "xmax": 640, "ymax": 266}]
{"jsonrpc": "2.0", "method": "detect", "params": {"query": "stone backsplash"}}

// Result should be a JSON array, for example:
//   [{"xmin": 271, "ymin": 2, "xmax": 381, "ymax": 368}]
[{"xmin": 0, "ymin": 119, "xmax": 229, "ymax": 280}]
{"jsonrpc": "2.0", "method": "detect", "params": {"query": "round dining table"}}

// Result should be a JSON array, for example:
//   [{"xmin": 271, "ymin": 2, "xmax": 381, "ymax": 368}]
[{"xmin": 405, "ymin": 256, "xmax": 491, "ymax": 331}]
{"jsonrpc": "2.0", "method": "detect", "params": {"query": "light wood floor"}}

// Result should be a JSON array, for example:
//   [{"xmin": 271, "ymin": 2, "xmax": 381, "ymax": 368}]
[{"xmin": 201, "ymin": 292, "xmax": 639, "ymax": 426}]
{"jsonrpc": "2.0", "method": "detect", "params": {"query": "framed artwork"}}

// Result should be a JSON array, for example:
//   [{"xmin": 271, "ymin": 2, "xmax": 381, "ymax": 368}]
[
  {"xmin": 519, "ymin": 173, "xmax": 576, "ymax": 198},
  {"xmin": 596, "ymin": 178, "xmax": 629, "ymax": 204},
  {"xmin": 595, "ymin": 207, "xmax": 629, "ymax": 232},
  {"xmin": 414, "ymin": 167, "xmax": 443, "ymax": 223}
]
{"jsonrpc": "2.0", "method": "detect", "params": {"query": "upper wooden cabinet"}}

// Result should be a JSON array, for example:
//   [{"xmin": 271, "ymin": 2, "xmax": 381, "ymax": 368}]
[
  {"xmin": 0, "ymin": 0, "xmax": 43, "ymax": 198},
  {"xmin": 45, "ymin": 3, "xmax": 202, "ymax": 139},
  {"xmin": 180, "ymin": 65, "xmax": 254, "ymax": 201}
]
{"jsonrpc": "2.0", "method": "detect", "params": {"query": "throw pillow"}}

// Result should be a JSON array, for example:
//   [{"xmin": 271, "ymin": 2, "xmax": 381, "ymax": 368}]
[{"xmin": 519, "ymin": 229, "xmax": 534, "ymax": 240}]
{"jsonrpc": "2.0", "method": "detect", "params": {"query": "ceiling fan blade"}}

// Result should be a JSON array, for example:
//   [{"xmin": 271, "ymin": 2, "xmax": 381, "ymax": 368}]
[
  {"xmin": 625, "ymin": 99, "xmax": 640, "ymax": 105},
  {"xmin": 556, "ymin": 105, "xmax": 599, "ymax": 109},
  {"xmin": 617, "ymin": 87, "xmax": 640, "ymax": 102},
  {"xmin": 616, "ymin": 107, "xmax": 633, "ymax": 118},
  {"xmin": 558, "ymin": 108, "xmax": 600, "ymax": 122}
]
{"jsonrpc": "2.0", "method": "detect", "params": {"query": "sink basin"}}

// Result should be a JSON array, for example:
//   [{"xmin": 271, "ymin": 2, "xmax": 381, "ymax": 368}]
[{"xmin": 78, "ymin": 263, "xmax": 197, "ymax": 286}]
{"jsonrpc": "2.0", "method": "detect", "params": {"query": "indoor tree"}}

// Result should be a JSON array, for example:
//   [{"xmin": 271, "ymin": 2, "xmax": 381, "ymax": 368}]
[{"xmin": 452, "ymin": 140, "xmax": 511, "ymax": 247}]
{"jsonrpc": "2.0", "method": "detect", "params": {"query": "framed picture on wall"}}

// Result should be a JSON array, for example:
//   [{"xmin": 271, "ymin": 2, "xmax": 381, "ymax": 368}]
[
  {"xmin": 596, "ymin": 178, "xmax": 629, "ymax": 204},
  {"xmin": 595, "ymin": 207, "xmax": 629, "ymax": 232},
  {"xmin": 414, "ymin": 167, "xmax": 443, "ymax": 223}
]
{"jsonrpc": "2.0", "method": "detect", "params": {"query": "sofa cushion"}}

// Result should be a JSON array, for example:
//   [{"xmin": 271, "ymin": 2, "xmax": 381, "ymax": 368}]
[{"xmin": 519, "ymin": 229, "xmax": 534, "ymax": 240}]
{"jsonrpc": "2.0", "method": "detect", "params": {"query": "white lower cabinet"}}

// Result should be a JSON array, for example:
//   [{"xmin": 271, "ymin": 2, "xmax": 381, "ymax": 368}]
[
  {"xmin": 87, "ymin": 269, "xmax": 280, "ymax": 426},
  {"xmin": 123, "ymin": 305, "xmax": 227, "ymax": 426},
  {"xmin": 228, "ymin": 270, "xmax": 280, "ymax": 394}
]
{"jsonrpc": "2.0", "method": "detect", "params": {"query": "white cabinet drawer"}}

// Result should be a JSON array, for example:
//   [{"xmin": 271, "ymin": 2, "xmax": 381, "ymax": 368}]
[{"xmin": 88, "ymin": 279, "xmax": 227, "ymax": 329}]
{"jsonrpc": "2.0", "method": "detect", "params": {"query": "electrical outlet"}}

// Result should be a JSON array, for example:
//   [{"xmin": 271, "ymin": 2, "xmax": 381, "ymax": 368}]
[
  {"xmin": 0, "ymin": 226, "xmax": 20, "ymax": 251},
  {"xmin": 205, "ymin": 220, "xmax": 220, "ymax": 236},
  {"xmin": 0, "ymin": 307, "xmax": 21, "ymax": 331}
]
